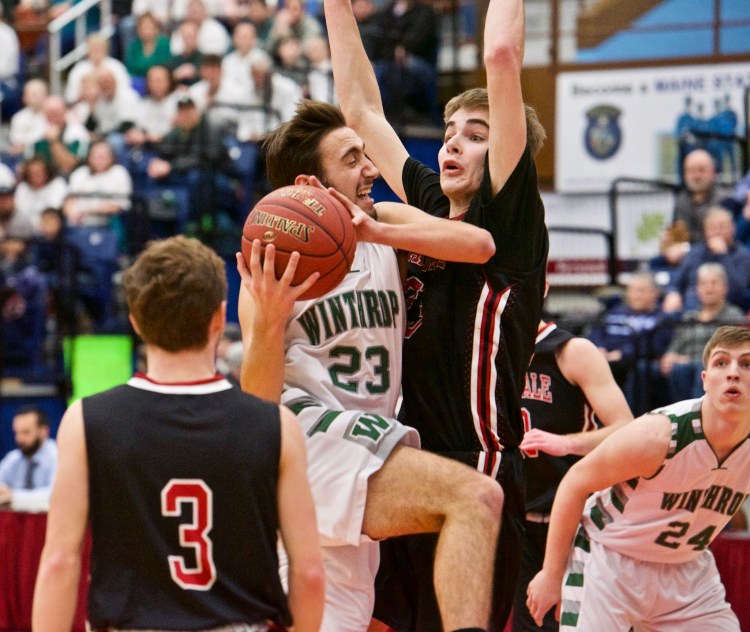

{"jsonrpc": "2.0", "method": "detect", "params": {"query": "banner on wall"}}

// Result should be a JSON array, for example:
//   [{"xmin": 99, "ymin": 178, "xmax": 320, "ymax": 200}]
[{"xmin": 556, "ymin": 62, "xmax": 750, "ymax": 193}]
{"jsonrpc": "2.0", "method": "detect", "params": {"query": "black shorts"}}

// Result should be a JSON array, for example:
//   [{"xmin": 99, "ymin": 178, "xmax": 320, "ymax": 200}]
[{"xmin": 373, "ymin": 448, "xmax": 526, "ymax": 632}]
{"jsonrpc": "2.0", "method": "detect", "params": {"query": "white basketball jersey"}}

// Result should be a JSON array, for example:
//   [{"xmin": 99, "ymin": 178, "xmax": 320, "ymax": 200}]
[
  {"xmin": 582, "ymin": 398, "xmax": 750, "ymax": 564},
  {"xmin": 284, "ymin": 242, "xmax": 405, "ymax": 416}
]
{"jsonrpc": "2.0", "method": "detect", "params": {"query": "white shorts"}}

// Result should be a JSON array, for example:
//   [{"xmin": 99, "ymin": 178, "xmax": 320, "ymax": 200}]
[
  {"xmin": 281, "ymin": 387, "xmax": 420, "ymax": 547},
  {"xmin": 561, "ymin": 527, "xmax": 739, "ymax": 631},
  {"xmin": 280, "ymin": 542, "xmax": 380, "ymax": 632}
]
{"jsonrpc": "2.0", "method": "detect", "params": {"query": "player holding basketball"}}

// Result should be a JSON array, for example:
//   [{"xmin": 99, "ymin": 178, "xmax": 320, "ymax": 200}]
[
  {"xmin": 512, "ymin": 316, "xmax": 633, "ymax": 631},
  {"xmin": 237, "ymin": 99, "xmax": 503, "ymax": 632},
  {"xmin": 527, "ymin": 325, "xmax": 750, "ymax": 631},
  {"xmin": 324, "ymin": 0, "xmax": 548, "ymax": 628},
  {"xmin": 33, "ymin": 236, "xmax": 324, "ymax": 632}
]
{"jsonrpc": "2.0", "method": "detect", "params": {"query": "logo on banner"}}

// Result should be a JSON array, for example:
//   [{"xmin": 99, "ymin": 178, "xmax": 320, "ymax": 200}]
[{"xmin": 584, "ymin": 105, "xmax": 622, "ymax": 160}]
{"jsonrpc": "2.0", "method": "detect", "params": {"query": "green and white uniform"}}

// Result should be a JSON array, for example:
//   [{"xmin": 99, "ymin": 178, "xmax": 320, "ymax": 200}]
[
  {"xmin": 278, "ymin": 242, "xmax": 419, "ymax": 632},
  {"xmin": 561, "ymin": 397, "xmax": 748, "ymax": 631}
]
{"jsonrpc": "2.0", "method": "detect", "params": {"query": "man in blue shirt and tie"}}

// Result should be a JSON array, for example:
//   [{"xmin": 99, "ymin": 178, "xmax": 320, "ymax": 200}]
[{"xmin": 0, "ymin": 406, "xmax": 57, "ymax": 512}]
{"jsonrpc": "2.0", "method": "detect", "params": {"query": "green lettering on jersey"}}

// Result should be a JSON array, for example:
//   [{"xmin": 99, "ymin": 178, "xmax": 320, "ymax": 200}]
[
  {"xmin": 327, "ymin": 295, "xmax": 348, "ymax": 335},
  {"xmin": 350, "ymin": 413, "xmax": 390, "ymax": 441},
  {"xmin": 364, "ymin": 291, "xmax": 383, "ymax": 327},
  {"xmin": 298, "ymin": 309, "xmax": 321, "ymax": 345},
  {"xmin": 660, "ymin": 492, "xmax": 683, "ymax": 511}
]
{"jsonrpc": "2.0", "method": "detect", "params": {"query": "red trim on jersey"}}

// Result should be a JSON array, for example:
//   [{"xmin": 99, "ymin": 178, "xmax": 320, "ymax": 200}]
[
  {"xmin": 133, "ymin": 372, "xmax": 225, "ymax": 386},
  {"xmin": 535, "ymin": 321, "xmax": 557, "ymax": 344},
  {"xmin": 475, "ymin": 286, "xmax": 505, "ymax": 455}
]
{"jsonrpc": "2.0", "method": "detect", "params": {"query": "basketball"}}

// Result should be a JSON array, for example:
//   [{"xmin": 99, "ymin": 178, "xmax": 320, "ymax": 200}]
[{"xmin": 241, "ymin": 184, "xmax": 357, "ymax": 300}]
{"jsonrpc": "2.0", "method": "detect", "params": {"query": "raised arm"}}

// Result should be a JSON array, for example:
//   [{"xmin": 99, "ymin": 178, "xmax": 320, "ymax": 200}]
[
  {"xmin": 520, "ymin": 337, "xmax": 634, "ymax": 457},
  {"xmin": 237, "ymin": 244, "xmax": 319, "ymax": 402},
  {"xmin": 32, "ymin": 401, "xmax": 89, "ymax": 632},
  {"xmin": 484, "ymin": 0, "xmax": 527, "ymax": 194},
  {"xmin": 324, "ymin": 0, "xmax": 409, "ymax": 200},
  {"xmin": 321, "ymin": 183, "xmax": 496, "ymax": 263},
  {"xmin": 525, "ymin": 414, "xmax": 671, "ymax": 626},
  {"xmin": 277, "ymin": 406, "xmax": 325, "ymax": 631}
]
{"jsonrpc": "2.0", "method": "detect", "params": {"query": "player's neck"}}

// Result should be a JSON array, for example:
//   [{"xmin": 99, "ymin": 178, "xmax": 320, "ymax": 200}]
[
  {"xmin": 702, "ymin": 400, "xmax": 750, "ymax": 462},
  {"xmin": 143, "ymin": 345, "xmax": 218, "ymax": 383}
]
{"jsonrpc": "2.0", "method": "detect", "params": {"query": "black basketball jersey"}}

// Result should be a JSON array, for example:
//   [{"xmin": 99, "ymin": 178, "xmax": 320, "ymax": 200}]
[
  {"xmin": 521, "ymin": 324, "xmax": 597, "ymax": 514},
  {"xmin": 400, "ymin": 147, "xmax": 548, "ymax": 475},
  {"xmin": 82, "ymin": 374, "xmax": 292, "ymax": 629}
]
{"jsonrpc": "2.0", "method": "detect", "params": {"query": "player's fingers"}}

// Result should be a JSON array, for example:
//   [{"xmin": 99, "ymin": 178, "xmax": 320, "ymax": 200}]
[
  {"xmin": 279, "ymin": 251, "xmax": 301, "ymax": 284},
  {"xmin": 327, "ymin": 187, "xmax": 355, "ymax": 215},
  {"xmin": 235, "ymin": 252, "xmax": 251, "ymax": 281},
  {"xmin": 248, "ymin": 239, "xmax": 264, "ymax": 279},
  {"xmin": 291, "ymin": 271, "xmax": 320, "ymax": 300},
  {"xmin": 261, "ymin": 243, "xmax": 277, "ymax": 282},
  {"xmin": 555, "ymin": 601, "xmax": 562, "ymax": 622},
  {"xmin": 306, "ymin": 175, "xmax": 325, "ymax": 190}
]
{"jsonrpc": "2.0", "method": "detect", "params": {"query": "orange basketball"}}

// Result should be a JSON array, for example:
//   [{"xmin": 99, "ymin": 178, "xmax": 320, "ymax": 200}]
[{"xmin": 241, "ymin": 185, "xmax": 357, "ymax": 300}]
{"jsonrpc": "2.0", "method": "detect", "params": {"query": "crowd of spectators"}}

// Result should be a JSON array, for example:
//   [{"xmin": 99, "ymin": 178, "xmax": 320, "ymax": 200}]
[{"xmin": 0, "ymin": 0, "xmax": 446, "ymax": 375}]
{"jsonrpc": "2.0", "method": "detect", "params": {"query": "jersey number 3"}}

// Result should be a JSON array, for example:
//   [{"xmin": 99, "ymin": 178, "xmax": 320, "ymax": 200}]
[{"xmin": 161, "ymin": 479, "xmax": 217, "ymax": 590}]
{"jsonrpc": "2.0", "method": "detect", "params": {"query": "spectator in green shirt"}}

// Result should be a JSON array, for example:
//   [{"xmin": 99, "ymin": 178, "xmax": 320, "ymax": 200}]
[{"xmin": 126, "ymin": 13, "xmax": 173, "ymax": 80}]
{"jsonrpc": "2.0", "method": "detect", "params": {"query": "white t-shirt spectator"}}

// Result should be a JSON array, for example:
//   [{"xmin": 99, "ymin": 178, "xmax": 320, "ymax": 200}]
[
  {"xmin": 170, "ymin": 18, "xmax": 230, "ymax": 55},
  {"xmin": 220, "ymin": 48, "xmax": 270, "ymax": 92},
  {"xmin": 0, "ymin": 163, "xmax": 15, "ymax": 189},
  {"xmin": 67, "ymin": 164, "xmax": 133, "ymax": 226},
  {"xmin": 131, "ymin": 0, "xmax": 171, "ymax": 24},
  {"xmin": 9, "ymin": 107, "xmax": 47, "ymax": 151},
  {"xmin": 236, "ymin": 72, "xmax": 302, "ymax": 141},
  {"xmin": 0, "ymin": 21, "xmax": 20, "ymax": 80},
  {"xmin": 136, "ymin": 92, "xmax": 179, "ymax": 139},
  {"xmin": 64, "ymin": 57, "xmax": 132, "ymax": 105},
  {"xmin": 14, "ymin": 178, "xmax": 68, "ymax": 229}
]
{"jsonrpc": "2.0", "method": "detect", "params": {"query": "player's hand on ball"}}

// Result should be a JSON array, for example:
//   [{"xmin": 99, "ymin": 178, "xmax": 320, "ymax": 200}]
[
  {"xmin": 236, "ymin": 241, "xmax": 319, "ymax": 319},
  {"xmin": 526, "ymin": 569, "xmax": 562, "ymax": 627}
]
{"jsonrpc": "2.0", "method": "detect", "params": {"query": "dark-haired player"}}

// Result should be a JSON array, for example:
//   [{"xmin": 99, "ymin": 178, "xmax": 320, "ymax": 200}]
[{"xmin": 238, "ymin": 98, "xmax": 504, "ymax": 632}]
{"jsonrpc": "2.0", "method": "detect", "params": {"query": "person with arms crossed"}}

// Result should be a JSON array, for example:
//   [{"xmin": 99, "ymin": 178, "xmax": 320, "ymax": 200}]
[
  {"xmin": 324, "ymin": 0, "xmax": 548, "ymax": 628},
  {"xmin": 33, "ymin": 235, "xmax": 324, "ymax": 632},
  {"xmin": 512, "ymin": 317, "xmax": 634, "ymax": 631},
  {"xmin": 0, "ymin": 406, "xmax": 57, "ymax": 512},
  {"xmin": 237, "ymin": 99, "xmax": 503, "ymax": 632},
  {"xmin": 527, "ymin": 325, "xmax": 750, "ymax": 631}
]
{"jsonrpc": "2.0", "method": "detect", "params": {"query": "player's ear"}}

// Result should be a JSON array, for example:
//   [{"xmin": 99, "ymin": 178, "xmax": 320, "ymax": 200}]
[
  {"xmin": 294, "ymin": 174, "xmax": 310, "ymax": 186},
  {"xmin": 129, "ymin": 313, "xmax": 142, "ymax": 336}
]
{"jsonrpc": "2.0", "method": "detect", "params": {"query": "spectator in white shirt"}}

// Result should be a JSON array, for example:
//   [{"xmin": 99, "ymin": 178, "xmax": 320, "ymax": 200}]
[
  {"xmin": 170, "ymin": 0, "xmax": 230, "ymax": 56},
  {"xmin": 9, "ymin": 79, "xmax": 49, "ymax": 157},
  {"xmin": 64, "ymin": 140, "xmax": 132, "ymax": 227},
  {"xmin": 0, "ymin": 9, "xmax": 21, "ymax": 118},
  {"xmin": 14, "ymin": 157, "xmax": 68, "ymax": 229},
  {"xmin": 236, "ymin": 54, "xmax": 301, "ymax": 142},
  {"xmin": 0, "ymin": 407, "xmax": 58, "ymax": 513},
  {"xmin": 64, "ymin": 34, "xmax": 132, "ymax": 105},
  {"xmin": 93, "ymin": 67, "xmax": 140, "ymax": 137},
  {"xmin": 304, "ymin": 35, "xmax": 336, "ymax": 104},
  {"xmin": 125, "ymin": 65, "xmax": 178, "ymax": 147},
  {"xmin": 221, "ymin": 21, "xmax": 270, "ymax": 93}
]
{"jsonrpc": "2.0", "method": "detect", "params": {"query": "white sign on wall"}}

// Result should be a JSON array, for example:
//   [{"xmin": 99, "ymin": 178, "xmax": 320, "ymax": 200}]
[{"xmin": 556, "ymin": 62, "xmax": 750, "ymax": 192}]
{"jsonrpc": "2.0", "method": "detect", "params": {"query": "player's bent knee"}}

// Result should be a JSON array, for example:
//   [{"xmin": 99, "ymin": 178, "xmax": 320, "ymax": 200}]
[
  {"xmin": 447, "ymin": 470, "xmax": 503, "ymax": 521},
  {"xmin": 471, "ymin": 473, "xmax": 504, "ymax": 520}
]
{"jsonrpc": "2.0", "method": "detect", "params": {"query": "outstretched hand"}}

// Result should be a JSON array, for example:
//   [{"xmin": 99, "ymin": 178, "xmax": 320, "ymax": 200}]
[
  {"xmin": 520, "ymin": 429, "xmax": 573, "ymax": 457},
  {"xmin": 236, "ymin": 240, "xmax": 319, "ymax": 324},
  {"xmin": 526, "ymin": 569, "xmax": 562, "ymax": 627},
  {"xmin": 306, "ymin": 175, "xmax": 377, "ymax": 242}
]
